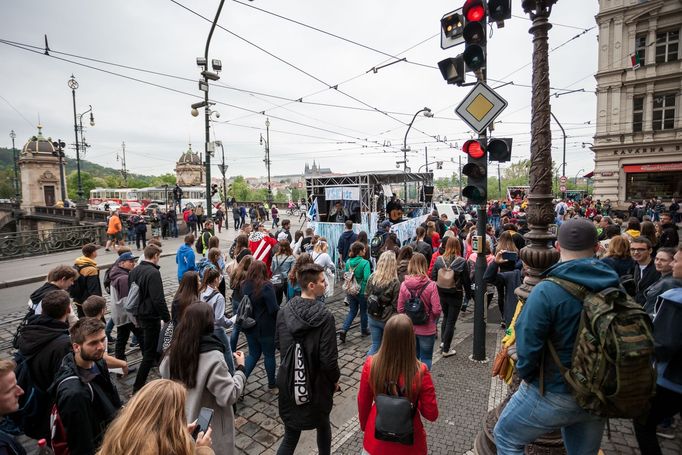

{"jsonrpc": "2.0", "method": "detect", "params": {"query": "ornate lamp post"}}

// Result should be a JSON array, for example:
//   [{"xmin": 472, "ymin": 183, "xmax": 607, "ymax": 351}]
[
  {"xmin": 68, "ymin": 75, "xmax": 85, "ymax": 206},
  {"xmin": 9, "ymin": 130, "xmax": 19, "ymax": 203},
  {"xmin": 401, "ymin": 107, "xmax": 433, "ymax": 200},
  {"xmin": 51, "ymin": 139, "xmax": 67, "ymax": 202},
  {"xmin": 260, "ymin": 118, "xmax": 273, "ymax": 204}
]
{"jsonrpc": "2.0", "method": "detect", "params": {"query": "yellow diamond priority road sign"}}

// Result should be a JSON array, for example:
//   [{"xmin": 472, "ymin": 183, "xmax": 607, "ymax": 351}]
[{"xmin": 455, "ymin": 82, "xmax": 508, "ymax": 134}]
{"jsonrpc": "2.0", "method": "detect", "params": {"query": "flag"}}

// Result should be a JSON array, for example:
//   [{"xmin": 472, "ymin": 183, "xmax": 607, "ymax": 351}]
[
  {"xmin": 631, "ymin": 53, "xmax": 641, "ymax": 70},
  {"xmin": 307, "ymin": 197, "xmax": 318, "ymax": 221}
]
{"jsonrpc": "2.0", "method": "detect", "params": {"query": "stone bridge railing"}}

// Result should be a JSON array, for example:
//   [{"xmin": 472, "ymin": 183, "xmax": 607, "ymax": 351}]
[
  {"xmin": 0, "ymin": 224, "xmax": 106, "ymax": 260},
  {"xmin": 32, "ymin": 206, "xmax": 109, "ymax": 223}
]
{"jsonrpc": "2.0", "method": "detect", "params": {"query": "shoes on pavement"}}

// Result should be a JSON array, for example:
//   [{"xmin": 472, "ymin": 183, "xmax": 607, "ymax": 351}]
[
  {"xmin": 440, "ymin": 342, "xmax": 444, "ymax": 349},
  {"xmin": 500, "ymin": 322, "xmax": 507, "ymax": 329},
  {"xmin": 656, "ymin": 424, "xmax": 676, "ymax": 440},
  {"xmin": 361, "ymin": 330, "xmax": 370, "ymax": 337},
  {"xmin": 104, "ymin": 248, "xmax": 110, "ymax": 252},
  {"xmin": 343, "ymin": 297, "xmax": 349, "ymax": 307},
  {"xmin": 442, "ymin": 349, "xmax": 457, "ymax": 357},
  {"xmin": 338, "ymin": 331, "xmax": 346, "ymax": 343},
  {"xmin": 267, "ymin": 383, "xmax": 278, "ymax": 390}
]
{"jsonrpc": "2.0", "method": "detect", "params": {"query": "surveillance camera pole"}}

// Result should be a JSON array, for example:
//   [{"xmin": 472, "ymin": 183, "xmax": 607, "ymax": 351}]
[{"xmin": 202, "ymin": 0, "xmax": 226, "ymax": 219}]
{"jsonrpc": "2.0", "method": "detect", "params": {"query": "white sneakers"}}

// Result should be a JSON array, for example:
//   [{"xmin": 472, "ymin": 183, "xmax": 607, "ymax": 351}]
[{"xmin": 442, "ymin": 349, "xmax": 457, "ymax": 357}]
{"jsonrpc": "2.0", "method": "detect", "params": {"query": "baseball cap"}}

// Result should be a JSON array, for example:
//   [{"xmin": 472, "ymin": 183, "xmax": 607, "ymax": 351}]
[
  {"xmin": 557, "ymin": 218, "xmax": 598, "ymax": 251},
  {"xmin": 381, "ymin": 220, "xmax": 392, "ymax": 229},
  {"xmin": 277, "ymin": 231, "xmax": 289, "ymax": 241},
  {"xmin": 118, "ymin": 252, "xmax": 138, "ymax": 262}
]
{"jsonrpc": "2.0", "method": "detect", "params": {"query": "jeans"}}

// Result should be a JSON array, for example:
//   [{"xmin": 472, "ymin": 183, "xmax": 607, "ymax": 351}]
[
  {"xmin": 494, "ymin": 381, "xmax": 605, "ymax": 455},
  {"xmin": 634, "ymin": 385, "xmax": 682, "ymax": 455},
  {"xmin": 170, "ymin": 221, "xmax": 178, "ymax": 238},
  {"xmin": 244, "ymin": 332, "xmax": 277, "ymax": 386},
  {"xmin": 133, "ymin": 319, "xmax": 162, "ymax": 393},
  {"xmin": 491, "ymin": 214, "xmax": 500, "ymax": 231},
  {"xmin": 342, "ymin": 294, "xmax": 367, "ymax": 333},
  {"xmin": 127, "ymin": 228, "xmax": 135, "ymax": 245},
  {"xmin": 229, "ymin": 298, "xmax": 241, "ymax": 352},
  {"xmin": 135, "ymin": 231, "xmax": 147, "ymax": 250},
  {"xmin": 213, "ymin": 327, "xmax": 235, "ymax": 375},
  {"xmin": 277, "ymin": 415, "xmax": 332, "ymax": 455},
  {"xmin": 233, "ymin": 217, "xmax": 241, "ymax": 230},
  {"xmin": 105, "ymin": 318, "xmax": 115, "ymax": 339},
  {"xmin": 439, "ymin": 290, "xmax": 463, "ymax": 352},
  {"xmin": 114, "ymin": 322, "xmax": 144, "ymax": 361},
  {"xmin": 367, "ymin": 317, "xmax": 385, "ymax": 356},
  {"xmin": 415, "ymin": 334, "xmax": 436, "ymax": 370}
]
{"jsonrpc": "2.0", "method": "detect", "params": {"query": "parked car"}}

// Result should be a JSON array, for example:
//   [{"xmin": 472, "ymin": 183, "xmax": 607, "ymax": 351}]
[
  {"xmin": 144, "ymin": 201, "xmax": 167, "ymax": 215},
  {"xmin": 119, "ymin": 201, "xmax": 143, "ymax": 215},
  {"xmin": 93, "ymin": 201, "xmax": 121, "ymax": 212}
]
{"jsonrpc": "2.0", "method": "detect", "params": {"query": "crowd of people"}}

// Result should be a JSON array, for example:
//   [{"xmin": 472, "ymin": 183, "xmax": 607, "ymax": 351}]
[{"xmin": 1, "ymin": 192, "xmax": 680, "ymax": 454}]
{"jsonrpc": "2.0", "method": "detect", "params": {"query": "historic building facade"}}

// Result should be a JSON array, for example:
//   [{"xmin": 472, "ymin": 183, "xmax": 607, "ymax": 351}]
[
  {"xmin": 174, "ymin": 144, "xmax": 204, "ymax": 186},
  {"xmin": 592, "ymin": 0, "xmax": 682, "ymax": 208},
  {"xmin": 18, "ymin": 125, "xmax": 66, "ymax": 210}
]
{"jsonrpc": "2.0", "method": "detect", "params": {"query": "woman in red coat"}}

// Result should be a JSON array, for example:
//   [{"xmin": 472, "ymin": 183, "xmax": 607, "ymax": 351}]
[{"xmin": 357, "ymin": 314, "xmax": 439, "ymax": 455}]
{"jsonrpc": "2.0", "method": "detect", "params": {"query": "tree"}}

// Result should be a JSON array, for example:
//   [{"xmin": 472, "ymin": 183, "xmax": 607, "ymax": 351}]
[{"xmin": 67, "ymin": 171, "xmax": 106, "ymax": 200}]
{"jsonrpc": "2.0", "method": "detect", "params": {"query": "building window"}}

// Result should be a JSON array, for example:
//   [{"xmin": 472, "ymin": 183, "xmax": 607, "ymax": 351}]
[
  {"xmin": 652, "ymin": 94, "xmax": 676, "ymax": 131},
  {"xmin": 635, "ymin": 33, "xmax": 647, "ymax": 65},
  {"xmin": 633, "ymin": 95, "xmax": 644, "ymax": 132},
  {"xmin": 655, "ymin": 30, "xmax": 679, "ymax": 63}
]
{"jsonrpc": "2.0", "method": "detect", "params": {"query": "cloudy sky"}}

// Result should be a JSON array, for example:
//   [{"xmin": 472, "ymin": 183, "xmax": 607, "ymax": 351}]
[{"xmin": 1, "ymin": 0, "xmax": 599, "ymax": 181}]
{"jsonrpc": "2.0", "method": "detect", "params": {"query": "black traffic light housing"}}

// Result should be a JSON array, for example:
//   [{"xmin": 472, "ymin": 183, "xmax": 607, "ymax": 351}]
[
  {"xmin": 462, "ymin": 0, "xmax": 487, "ymax": 71},
  {"xmin": 438, "ymin": 56, "xmax": 466, "ymax": 86},
  {"xmin": 487, "ymin": 138, "xmax": 513, "ymax": 162},
  {"xmin": 440, "ymin": 9, "xmax": 466, "ymax": 49},
  {"xmin": 487, "ymin": 0, "xmax": 512, "ymax": 28},
  {"xmin": 462, "ymin": 139, "xmax": 487, "ymax": 203}
]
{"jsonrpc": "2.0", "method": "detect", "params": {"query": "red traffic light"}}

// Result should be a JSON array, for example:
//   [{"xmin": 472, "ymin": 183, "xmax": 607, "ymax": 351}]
[
  {"xmin": 463, "ymin": 0, "xmax": 485, "ymax": 22},
  {"xmin": 463, "ymin": 140, "xmax": 485, "ymax": 159}
]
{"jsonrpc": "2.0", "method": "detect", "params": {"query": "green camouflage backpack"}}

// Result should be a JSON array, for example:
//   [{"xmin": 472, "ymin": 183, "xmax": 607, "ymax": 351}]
[{"xmin": 544, "ymin": 276, "xmax": 656, "ymax": 419}]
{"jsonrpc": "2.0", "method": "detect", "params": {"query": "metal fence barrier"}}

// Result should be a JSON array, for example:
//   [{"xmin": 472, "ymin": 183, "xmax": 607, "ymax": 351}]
[{"xmin": 0, "ymin": 225, "xmax": 106, "ymax": 260}]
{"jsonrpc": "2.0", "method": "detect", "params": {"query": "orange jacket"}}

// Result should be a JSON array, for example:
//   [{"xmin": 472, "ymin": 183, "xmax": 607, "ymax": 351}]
[{"xmin": 107, "ymin": 214, "xmax": 122, "ymax": 234}]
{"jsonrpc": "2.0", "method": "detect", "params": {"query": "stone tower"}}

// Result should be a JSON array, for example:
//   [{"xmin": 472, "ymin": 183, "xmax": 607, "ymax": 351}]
[
  {"xmin": 175, "ymin": 144, "xmax": 203, "ymax": 186},
  {"xmin": 18, "ymin": 125, "xmax": 66, "ymax": 210}
]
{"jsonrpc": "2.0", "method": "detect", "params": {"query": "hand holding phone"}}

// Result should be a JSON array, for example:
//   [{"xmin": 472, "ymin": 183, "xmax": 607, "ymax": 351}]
[
  {"xmin": 192, "ymin": 407, "xmax": 214, "ymax": 440},
  {"xmin": 501, "ymin": 251, "xmax": 518, "ymax": 262}
]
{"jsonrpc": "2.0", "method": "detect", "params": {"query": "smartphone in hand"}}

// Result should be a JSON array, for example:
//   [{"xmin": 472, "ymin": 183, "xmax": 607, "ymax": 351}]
[
  {"xmin": 501, "ymin": 251, "xmax": 518, "ymax": 262},
  {"xmin": 192, "ymin": 407, "xmax": 214, "ymax": 440}
]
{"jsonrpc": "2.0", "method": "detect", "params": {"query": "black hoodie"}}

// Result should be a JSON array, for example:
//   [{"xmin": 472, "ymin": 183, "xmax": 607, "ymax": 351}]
[
  {"xmin": 16, "ymin": 315, "xmax": 71, "ymax": 392},
  {"xmin": 275, "ymin": 296, "xmax": 340, "ymax": 430},
  {"xmin": 28, "ymin": 282, "xmax": 61, "ymax": 311}
]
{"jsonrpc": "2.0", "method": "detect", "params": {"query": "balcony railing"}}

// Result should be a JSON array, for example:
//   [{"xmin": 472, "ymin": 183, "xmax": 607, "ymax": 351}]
[{"xmin": 0, "ymin": 225, "xmax": 106, "ymax": 260}]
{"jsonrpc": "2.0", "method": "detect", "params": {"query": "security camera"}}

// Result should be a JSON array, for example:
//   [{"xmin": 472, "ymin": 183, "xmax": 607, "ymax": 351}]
[
  {"xmin": 191, "ymin": 108, "xmax": 199, "ymax": 117},
  {"xmin": 214, "ymin": 111, "xmax": 220, "ymax": 118}
]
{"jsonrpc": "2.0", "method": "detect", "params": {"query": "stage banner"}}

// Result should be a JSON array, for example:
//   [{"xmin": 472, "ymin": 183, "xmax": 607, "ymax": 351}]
[{"xmin": 325, "ymin": 186, "xmax": 360, "ymax": 201}]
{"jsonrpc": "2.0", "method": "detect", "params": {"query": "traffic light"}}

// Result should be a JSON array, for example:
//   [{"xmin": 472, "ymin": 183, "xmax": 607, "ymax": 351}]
[
  {"xmin": 487, "ymin": 138, "xmax": 513, "ymax": 162},
  {"xmin": 462, "ymin": 139, "xmax": 487, "ymax": 203},
  {"xmin": 462, "ymin": 0, "xmax": 487, "ymax": 71},
  {"xmin": 210, "ymin": 184, "xmax": 218, "ymax": 197},
  {"xmin": 487, "ymin": 0, "xmax": 512, "ymax": 28},
  {"xmin": 438, "ymin": 56, "xmax": 465, "ymax": 86},
  {"xmin": 440, "ymin": 9, "xmax": 465, "ymax": 49}
]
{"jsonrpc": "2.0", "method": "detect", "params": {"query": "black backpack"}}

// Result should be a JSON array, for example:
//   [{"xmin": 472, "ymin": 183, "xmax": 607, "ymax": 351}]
[
  {"xmin": 404, "ymin": 282, "xmax": 430, "ymax": 325},
  {"xmin": 235, "ymin": 295, "xmax": 256, "ymax": 329},
  {"xmin": 277, "ymin": 336, "xmax": 311, "ymax": 406},
  {"xmin": 374, "ymin": 381, "xmax": 418, "ymax": 445},
  {"xmin": 370, "ymin": 233, "xmax": 384, "ymax": 258},
  {"xmin": 8, "ymin": 350, "xmax": 60, "ymax": 440},
  {"xmin": 103, "ymin": 267, "xmax": 112, "ymax": 294}
]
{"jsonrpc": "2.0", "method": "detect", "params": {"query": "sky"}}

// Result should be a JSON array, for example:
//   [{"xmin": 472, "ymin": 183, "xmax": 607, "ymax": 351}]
[{"xmin": 1, "ymin": 0, "xmax": 600, "ymax": 181}]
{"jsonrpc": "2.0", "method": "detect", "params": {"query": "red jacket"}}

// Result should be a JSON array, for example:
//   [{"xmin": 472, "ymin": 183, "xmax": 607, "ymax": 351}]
[
  {"xmin": 358, "ymin": 356, "xmax": 438, "ymax": 455},
  {"xmin": 248, "ymin": 231, "xmax": 278, "ymax": 276}
]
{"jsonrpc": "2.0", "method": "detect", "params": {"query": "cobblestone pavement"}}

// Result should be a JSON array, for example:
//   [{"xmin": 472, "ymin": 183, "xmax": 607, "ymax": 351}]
[{"xmin": 3, "ymin": 272, "xmax": 681, "ymax": 454}]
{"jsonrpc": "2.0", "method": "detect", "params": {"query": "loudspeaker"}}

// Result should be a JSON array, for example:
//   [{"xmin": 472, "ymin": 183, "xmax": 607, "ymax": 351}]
[{"xmin": 421, "ymin": 185, "xmax": 434, "ymax": 203}]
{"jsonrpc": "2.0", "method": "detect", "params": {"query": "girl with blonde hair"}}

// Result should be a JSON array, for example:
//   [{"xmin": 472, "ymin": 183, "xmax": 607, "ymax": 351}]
[
  {"xmin": 229, "ymin": 254, "xmax": 253, "ymax": 351},
  {"xmin": 357, "ymin": 314, "xmax": 438, "ymax": 455},
  {"xmin": 96, "ymin": 379, "xmax": 214, "ymax": 455},
  {"xmin": 397, "ymin": 253, "xmax": 441, "ymax": 369},
  {"xmin": 312, "ymin": 237, "xmax": 336, "ymax": 298},
  {"xmin": 365, "ymin": 251, "xmax": 400, "ymax": 355},
  {"xmin": 601, "ymin": 235, "xmax": 636, "ymax": 278}
]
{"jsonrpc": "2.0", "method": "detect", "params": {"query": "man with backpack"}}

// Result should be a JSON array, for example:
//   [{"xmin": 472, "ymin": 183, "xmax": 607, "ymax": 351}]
[
  {"xmin": 51, "ymin": 317, "xmax": 121, "ymax": 455},
  {"xmin": 494, "ymin": 218, "xmax": 655, "ymax": 453},
  {"xmin": 337, "ymin": 220, "xmax": 357, "ymax": 265},
  {"xmin": 197, "ymin": 220, "xmax": 214, "ymax": 256},
  {"xmin": 27, "ymin": 265, "xmax": 77, "ymax": 318},
  {"xmin": 275, "ymin": 263, "xmax": 340, "ymax": 455},
  {"xmin": 13, "ymin": 290, "xmax": 72, "ymax": 441},
  {"xmin": 128, "ymin": 244, "xmax": 169, "ymax": 394},
  {"xmin": 70, "ymin": 243, "xmax": 102, "ymax": 318},
  {"xmin": 108, "ymin": 252, "xmax": 142, "ymax": 363}
]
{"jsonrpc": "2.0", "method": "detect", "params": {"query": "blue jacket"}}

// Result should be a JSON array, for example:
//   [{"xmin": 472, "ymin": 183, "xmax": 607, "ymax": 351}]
[
  {"xmin": 515, "ymin": 257, "xmax": 620, "ymax": 394},
  {"xmin": 176, "ymin": 243, "xmax": 197, "ymax": 281},
  {"xmin": 653, "ymin": 288, "xmax": 682, "ymax": 394}
]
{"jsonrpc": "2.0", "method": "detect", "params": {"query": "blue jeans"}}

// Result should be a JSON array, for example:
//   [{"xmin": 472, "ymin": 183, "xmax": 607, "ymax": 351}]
[
  {"xmin": 367, "ymin": 318, "xmax": 385, "ymax": 356},
  {"xmin": 342, "ymin": 294, "xmax": 367, "ymax": 333},
  {"xmin": 494, "ymin": 381, "xmax": 605, "ymax": 455},
  {"xmin": 213, "ymin": 327, "xmax": 235, "ymax": 376},
  {"xmin": 415, "ymin": 334, "xmax": 435, "ymax": 370},
  {"xmin": 230, "ymin": 298, "xmax": 241, "ymax": 352},
  {"xmin": 244, "ymin": 332, "xmax": 277, "ymax": 386}
]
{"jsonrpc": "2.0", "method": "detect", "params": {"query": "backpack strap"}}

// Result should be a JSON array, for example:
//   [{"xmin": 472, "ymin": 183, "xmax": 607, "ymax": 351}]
[
  {"xmin": 203, "ymin": 290, "xmax": 221, "ymax": 304},
  {"xmin": 544, "ymin": 276, "xmax": 589, "ymax": 302}
]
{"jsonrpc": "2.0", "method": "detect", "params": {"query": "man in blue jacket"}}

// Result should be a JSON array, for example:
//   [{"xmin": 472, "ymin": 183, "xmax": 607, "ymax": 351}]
[
  {"xmin": 494, "ymin": 218, "xmax": 619, "ymax": 454},
  {"xmin": 175, "ymin": 234, "xmax": 197, "ymax": 282}
]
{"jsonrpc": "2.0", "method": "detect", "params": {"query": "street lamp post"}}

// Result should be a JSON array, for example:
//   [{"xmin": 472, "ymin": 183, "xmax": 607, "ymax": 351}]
[
  {"xmin": 401, "ymin": 107, "xmax": 433, "ymax": 201},
  {"xmin": 67, "ymin": 75, "xmax": 86, "ymax": 207},
  {"xmin": 260, "ymin": 118, "xmax": 273, "ymax": 204},
  {"xmin": 78, "ymin": 105, "xmax": 95, "ymax": 160},
  {"xmin": 9, "ymin": 130, "xmax": 19, "ymax": 203},
  {"xmin": 215, "ymin": 140, "xmax": 229, "ymax": 229},
  {"xmin": 52, "ymin": 139, "xmax": 67, "ymax": 202},
  {"xmin": 549, "ymin": 111, "xmax": 566, "ymax": 199},
  {"xmin": 575, "ymin": 168, "xmax": 585, "ymax": 185}
]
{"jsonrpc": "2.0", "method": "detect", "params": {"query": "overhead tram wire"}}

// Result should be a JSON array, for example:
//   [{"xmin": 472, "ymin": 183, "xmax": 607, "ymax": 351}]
[{"xmin": 0, "ymin": 39, "xmax": 407, "ymax": 156}]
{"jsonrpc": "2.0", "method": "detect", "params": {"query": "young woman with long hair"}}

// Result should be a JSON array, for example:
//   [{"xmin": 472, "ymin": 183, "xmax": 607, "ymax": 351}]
[
  {"xmin": 313, "ymin": 237, "xmax": 336, "ymax": 300},
  {"xmin": 206, "ymin": 247, "xmax": 226, "ymax": 296},
  {"xmin": 241, "ymin": 260, "xmax": 279, "ymax": 388},
  {"xmin": 95, "ymin": 379, "xmax": 214, "ymax": 455},
  {"xmin": 365, "ymin": 251, "xmax": 400, "ymax": 355},
  {"xmin": 172, "ymin": 271, "xmax": 201, "ymax": 323},
  {"xmin": 200, "ymin": 268, "xmax": 235, "ymax": 374},
  {"xmin": 339, "ymin": 242, "xmax": 371, "ymax": 343},
  {"xmin": 357, "ymin": 231, "xmax": 371, "ymax": 262},
  {"xmin": 430, "ymin": 237, "xmax": 471, "ymax": 357},
  {"xmin": 287, "ymin": 253, "xmax": 314, "ymax": 300},
  {"xmin": 396, "ymin": 246, "xmax": 413, "ymax": 283},
  {"xmin": 357, "ymin": 314, "xmax": 438, "ymax": 455},
  {"xmin": 426, "ymin": 221, "xmax": 440, "ymax": 251},
  {"xmin": 272, "ymin": 239, "xmax": 295, "ymax": 305},
  {"xmin": 229, "ymin": 255, "xmax": 254, "ymax": 352},
  {"xmin": 232, "ymin": 234, "xmax": 250, "ymax": 264},
  {"xmin": 161, "ymin": 304, "xmax": 245, "ymax": 455},
  {"xmin": 640, "ymin": 221, "xmax": 658, "ymax": 253},
  {"xmin": 397, "ymin": 253, "xmax": 441, "ymax": 369},
  {"xmin": 601, "ymin": 235, "xmax": 636, "ymax": 277}
]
